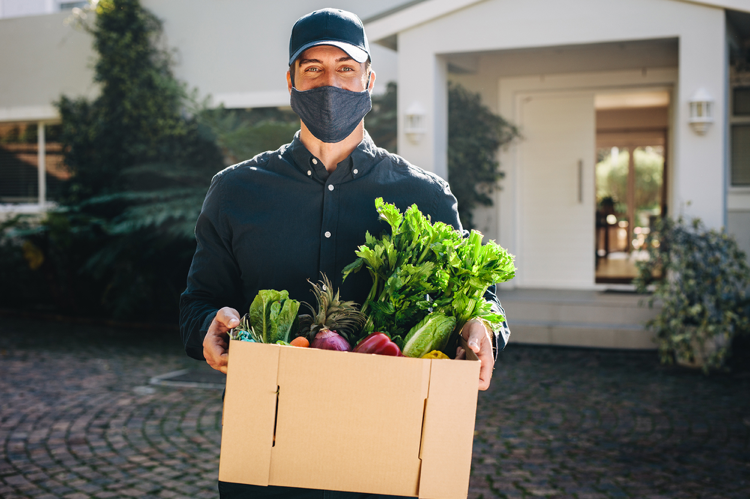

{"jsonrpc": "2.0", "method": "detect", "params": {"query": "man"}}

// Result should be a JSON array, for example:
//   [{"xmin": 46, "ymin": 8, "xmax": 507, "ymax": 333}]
[{"xmin": 179, "ymin": 8, "xmax": 510, "ymax": 498}]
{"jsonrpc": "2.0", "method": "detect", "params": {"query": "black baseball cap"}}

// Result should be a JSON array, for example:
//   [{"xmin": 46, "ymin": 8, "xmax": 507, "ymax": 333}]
[{"xmin": 289, "ymin": 8, "xmax": 370, "ymax": 66}]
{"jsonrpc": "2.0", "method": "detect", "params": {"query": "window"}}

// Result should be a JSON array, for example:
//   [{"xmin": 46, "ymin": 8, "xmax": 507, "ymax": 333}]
[
  {"xmin": 731, "ymin": 125, "xmax": 750, "ymax": 186},
  {"xmin": 731, "ymin": 87, "xmax": 750, "ymax": 186},
  {"xmin": 59, "ymin": 2, "xmax": 88, "ymax": 10},
  {"xmin": 0, "ymin": 123, "xmax": 67, "ymax": 206}
]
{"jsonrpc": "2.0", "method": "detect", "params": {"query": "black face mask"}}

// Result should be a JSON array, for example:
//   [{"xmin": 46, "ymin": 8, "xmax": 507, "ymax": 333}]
[{"xmin": 290, "ymin": 84, "xmax": 372, "ymax": 143}]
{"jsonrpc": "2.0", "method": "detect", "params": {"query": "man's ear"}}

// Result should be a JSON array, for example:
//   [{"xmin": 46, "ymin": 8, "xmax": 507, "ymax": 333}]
[
  {"xmin": 367, "ymin": 70, "xmax": 376, "ymax": 93},
  {"xmin": 287, "ymin": 69, "xmax": 293, "ymax": 94}
]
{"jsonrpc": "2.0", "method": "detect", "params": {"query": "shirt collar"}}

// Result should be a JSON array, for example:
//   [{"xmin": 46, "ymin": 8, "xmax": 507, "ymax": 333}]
[{"xmin": 288, "ymin": 130, "xmax": 379, "ymax": 182}]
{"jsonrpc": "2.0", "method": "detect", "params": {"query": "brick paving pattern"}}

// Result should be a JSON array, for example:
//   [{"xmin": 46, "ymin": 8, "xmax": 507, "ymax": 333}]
[{"xmin": 1, "ymin": 317, "xmax": 748, "ymax": 498}]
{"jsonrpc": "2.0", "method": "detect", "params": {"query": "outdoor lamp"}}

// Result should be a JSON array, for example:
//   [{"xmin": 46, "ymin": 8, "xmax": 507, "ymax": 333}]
[
  {"xmin": 404, "ymin": 102, "xmax": 426, "ymax": 144},
  {"xmin": 688, "ymin": 88, "xmax": 714, "ymax": 135}
]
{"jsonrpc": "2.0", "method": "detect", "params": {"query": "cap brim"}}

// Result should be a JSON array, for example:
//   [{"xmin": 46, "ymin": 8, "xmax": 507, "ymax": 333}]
[{"xmin": 289, "ymin": 40, "xmax": 369, "ymax": 66}]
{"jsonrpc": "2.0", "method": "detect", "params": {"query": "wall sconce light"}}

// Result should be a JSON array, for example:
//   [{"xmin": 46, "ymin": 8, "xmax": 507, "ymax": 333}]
[
  {"xmin": 688, "ymin": 88, "xmax": 714, "ymax": 135},
  {"xmin": 404, "ymin": 102, "xmax": 426, "ymax": 144}
]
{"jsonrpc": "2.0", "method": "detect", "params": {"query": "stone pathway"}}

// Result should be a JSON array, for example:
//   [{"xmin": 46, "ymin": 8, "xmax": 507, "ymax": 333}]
[{"xmin": 1, "ymin": 317, "xmax": 748, "ymax": 498}]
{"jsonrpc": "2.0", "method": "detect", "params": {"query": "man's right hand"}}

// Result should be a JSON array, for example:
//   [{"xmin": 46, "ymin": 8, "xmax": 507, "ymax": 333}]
[{"xmin": 203, "ymin": 307, "xmax": 240, "ymax": 374}]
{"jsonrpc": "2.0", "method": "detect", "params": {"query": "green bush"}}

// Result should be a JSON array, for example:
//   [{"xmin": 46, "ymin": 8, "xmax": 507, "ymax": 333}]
[
  {"xmin": 635, "ymin": 216, "xmax": 750, "ymax": 373},
  {"xmin": 448, "ymin": 83, "xmax": 520, "ymax": 229},
  {"xmin": 0, "ymin": 0, "xmax": 291, "ymax": 321}
]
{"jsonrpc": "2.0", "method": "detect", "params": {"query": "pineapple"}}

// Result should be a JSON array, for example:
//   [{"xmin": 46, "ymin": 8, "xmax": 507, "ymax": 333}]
[{"xmin": 298, "ymin": 274, "xmax": 366, "ymax": 343}]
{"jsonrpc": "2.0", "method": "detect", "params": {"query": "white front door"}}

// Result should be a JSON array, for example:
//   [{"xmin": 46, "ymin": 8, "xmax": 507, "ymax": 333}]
[{"xmin": 516, "ymin": 91, "xmax": 596, "ymax": 288}]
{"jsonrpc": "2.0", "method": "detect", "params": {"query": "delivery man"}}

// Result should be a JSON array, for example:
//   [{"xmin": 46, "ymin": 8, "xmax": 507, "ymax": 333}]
[{"xmin": 179, "ymin": 8, "xmax": 510, "ymax": 498}]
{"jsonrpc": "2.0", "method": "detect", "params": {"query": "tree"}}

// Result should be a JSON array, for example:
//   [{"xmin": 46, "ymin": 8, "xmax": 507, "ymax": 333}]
[
  {"xmin": 6, "ymin": 0, "xmax": 310, "ymax": 320},
  {"xmin": 0, "ymin": 0, "xmax": 227, "ymax": 320},
  {"xmin": 448, "ymin": 83, "xmax": 519, "ymax": 229},
  {"xmin": 366, "ymin": 81, "xmax": 398, "ymax": 153},
  {"xmin": 58, "ymin": 0, "xmax": 223, "ymax": 202}
]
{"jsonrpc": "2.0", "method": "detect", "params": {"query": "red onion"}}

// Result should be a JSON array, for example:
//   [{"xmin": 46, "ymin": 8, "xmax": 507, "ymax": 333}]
[{"xmin": 310, "ymin": 329, "xmax": 351, "ymax": 351}]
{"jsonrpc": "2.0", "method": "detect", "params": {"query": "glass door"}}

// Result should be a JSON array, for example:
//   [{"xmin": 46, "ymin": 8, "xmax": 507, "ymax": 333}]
[{"xmin": 595, "ymin": 139, "xmax": 666, "ymax": 283}]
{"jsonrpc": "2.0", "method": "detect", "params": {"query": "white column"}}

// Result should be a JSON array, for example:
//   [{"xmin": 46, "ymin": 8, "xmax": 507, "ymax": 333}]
[
  {"xmin": 432, "ymin": 55, "xmax": 448, "ymax": 181},
  {"xmin": 398, "ymin": 34, "xmax": 449, "ymax": 180},
  {"xmin": 673, "ymin": 12, "xmax": 726, "ymax": 229},
  {"xmin": 38, "ymin": 122, "xmax": 46, "ymax": 209}
]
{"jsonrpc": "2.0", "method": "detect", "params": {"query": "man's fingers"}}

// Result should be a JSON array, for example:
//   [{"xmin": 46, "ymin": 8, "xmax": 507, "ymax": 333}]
[
  {"xmin": 216, "ymin": 307, "xmax": 240, "ymax": 331},
  {"xmin": 204, "ymin": 330, "xmax": 230, "ymax": 373},
  {"xmin": 477, "ymin": 354, "xmax": 492, "ymax": 390},
  {"xmin": 203, "ymin": 308, "xmax": 238, "ymax": 374},
  {"xmin": 461, "ymin": 320, "xmax": 494, "ymax": 391},
  {"xmin": 466, "ymin": 325, "xmax": 486, "ymax": 353},
  {"xmin": 214, "ymin": 353, "xmax": 229, "ymax": 375}
]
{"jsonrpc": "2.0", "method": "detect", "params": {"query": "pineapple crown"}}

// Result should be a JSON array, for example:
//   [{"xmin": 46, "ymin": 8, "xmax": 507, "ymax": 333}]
[{"xmin": 298, "ymin": 274, "xmax": 366, "ymax": 341}]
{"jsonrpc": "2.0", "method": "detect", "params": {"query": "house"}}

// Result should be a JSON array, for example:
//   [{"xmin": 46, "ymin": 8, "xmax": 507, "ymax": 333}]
[{"xmin": 2, "ymin": 0, "xmax": 749, "ymax": 348}]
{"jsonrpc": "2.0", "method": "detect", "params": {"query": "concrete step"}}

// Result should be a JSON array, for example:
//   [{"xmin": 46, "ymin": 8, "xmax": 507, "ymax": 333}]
[{"xmin": 496, "ymin": 288, "xmax": 661, "ymax": 350}]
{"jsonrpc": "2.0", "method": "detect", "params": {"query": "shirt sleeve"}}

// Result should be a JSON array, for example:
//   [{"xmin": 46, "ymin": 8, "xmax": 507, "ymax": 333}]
[
  {"xmin": 431, "ymin": 178, "xmax": 511, "ymax": 361},
  {"xmin": 179, "ymin": 173, "xmax": 244, "ymax": 360}
]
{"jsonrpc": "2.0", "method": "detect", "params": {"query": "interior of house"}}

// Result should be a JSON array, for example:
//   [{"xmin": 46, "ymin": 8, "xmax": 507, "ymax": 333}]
[{"xmin": 594, "ymin": 91, "xmax": 669, "ymax": 284}]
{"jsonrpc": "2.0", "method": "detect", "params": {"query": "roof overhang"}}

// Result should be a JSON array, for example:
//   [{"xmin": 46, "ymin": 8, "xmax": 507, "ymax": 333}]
[
  {"xmin": 365, "ymin": 0, "xmax": 750, "ymax": 49},
  {"xmin": 365, "ymin": 0, "xmax": 484, "ymax": 50}
]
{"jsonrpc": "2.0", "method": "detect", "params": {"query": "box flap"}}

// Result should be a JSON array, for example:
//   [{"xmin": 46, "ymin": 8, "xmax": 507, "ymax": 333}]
[
  {"xmin": 418, "ymin": 352, "xmax": 480, "ymax": 499},
  {"xmin": 269, "ymin": 347, "xmax": 430, "ymax": 496},
  {"xmin": 219, "ymin": 341, "xmax": 280, "ymax": 485}
]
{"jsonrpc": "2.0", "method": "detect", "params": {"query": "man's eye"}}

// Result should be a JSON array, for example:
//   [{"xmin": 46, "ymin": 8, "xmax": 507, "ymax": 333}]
[{"xmin": 340, "ymin": 66, "xmax": 355, "ymax": 72}]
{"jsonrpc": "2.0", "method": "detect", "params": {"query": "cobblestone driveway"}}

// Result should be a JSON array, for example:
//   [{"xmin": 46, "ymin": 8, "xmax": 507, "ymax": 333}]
[{"xmin": 1, "ymin": 317, "xmax": 748, "ymax": 499}]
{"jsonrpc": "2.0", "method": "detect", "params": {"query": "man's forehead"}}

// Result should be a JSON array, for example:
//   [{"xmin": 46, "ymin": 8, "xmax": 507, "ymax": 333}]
[{"xmin": 297, "ymin": 44, "xmax": 352, "ymax": 62}]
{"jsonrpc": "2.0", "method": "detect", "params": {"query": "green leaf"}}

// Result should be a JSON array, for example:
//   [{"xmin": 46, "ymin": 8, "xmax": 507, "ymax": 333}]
[
  {"xmin": 249, "ymin": 289, "xmax": 283, "ymax": 343},
  {"xmin": 402, "ymin": 313, "xmax": 457, "ymax": 358},
  {"xmin": 274, "ymin": 298, "xmax": 301, "ymax": 343}
]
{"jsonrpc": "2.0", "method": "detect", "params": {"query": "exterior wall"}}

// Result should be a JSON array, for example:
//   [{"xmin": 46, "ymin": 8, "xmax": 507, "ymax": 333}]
[
  {"xmin": 447, "ymin": 40, "xmax": 678, "ymax": 239},
  {"xmin": 0, "ymin": 0, "xmax": 404, "ymax": 123},
  {"xmin": 0, "ymin": 12, "xmax": 95, "ymax": 121},
  {"xmin": 396, "ymin": 0, "xmax": 728, "ymax": 252},
  {"xmin": 142, "ymin": 0, "xmax": 402, "ymax": 107}
]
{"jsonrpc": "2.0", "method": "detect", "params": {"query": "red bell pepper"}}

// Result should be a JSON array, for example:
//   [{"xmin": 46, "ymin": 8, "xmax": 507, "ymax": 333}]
[{"xmin": 353, "ymin": 332, "xmax": 403, "ymax": 357}]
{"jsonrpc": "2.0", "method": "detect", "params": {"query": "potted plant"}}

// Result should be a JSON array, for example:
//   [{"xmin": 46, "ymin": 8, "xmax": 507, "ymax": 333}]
[{"xmin": 634, "ymin": 216, "xmax": 750, "ymax": 373}]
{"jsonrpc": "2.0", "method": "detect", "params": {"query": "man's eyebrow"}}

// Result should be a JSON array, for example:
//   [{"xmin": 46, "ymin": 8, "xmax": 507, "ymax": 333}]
[{"xmin": 298, "ymin": 56, "xmax": 355, "ymax": 65}]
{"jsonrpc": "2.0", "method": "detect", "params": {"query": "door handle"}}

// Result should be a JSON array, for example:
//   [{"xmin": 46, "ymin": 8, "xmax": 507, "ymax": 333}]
[{"xmin": 577, "ymin": 159, "xmax": 583, "ymax": 204}]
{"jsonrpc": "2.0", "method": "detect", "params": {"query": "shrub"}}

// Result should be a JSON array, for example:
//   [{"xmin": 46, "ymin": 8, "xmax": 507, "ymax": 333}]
[{"xmin": 635, "ymin": 216, "xmax": 750, "ymax": 373}]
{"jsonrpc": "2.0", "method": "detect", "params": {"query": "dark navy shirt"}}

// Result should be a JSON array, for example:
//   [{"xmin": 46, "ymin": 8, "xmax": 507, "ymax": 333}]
[{"xmin": 179, "ymin": 132, "xmax": 509, "ymax": 360}]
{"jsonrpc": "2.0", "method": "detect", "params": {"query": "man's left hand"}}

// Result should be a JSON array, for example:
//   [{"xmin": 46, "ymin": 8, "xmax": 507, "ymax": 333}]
[{"xmin": 455, "ymin": 319, "xmax": 495, "ymax": 391}]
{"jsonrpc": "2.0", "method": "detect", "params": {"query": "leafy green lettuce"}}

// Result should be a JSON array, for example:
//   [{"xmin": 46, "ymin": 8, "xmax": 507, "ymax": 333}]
[
  {"xmin": 236, "ymin": 289, "xmax": 300, "ymax": 344},
  {"xmin": 343, "ymin": 198, "xmax": 515, "ymax": 348},
  {"xmin": 402, "ymin": 313, "xmax": 456, "ymax": 358}
]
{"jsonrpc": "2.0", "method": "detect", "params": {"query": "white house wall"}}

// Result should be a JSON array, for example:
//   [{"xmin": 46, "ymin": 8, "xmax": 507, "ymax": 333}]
[
  {"xmin": 0, "ymin": 12, "xmax": 95, "ymax": 121},
  {"xmin": 142, "ymin": 0, "xmax": 402, "ymax": 108},
  {"xmin": 0, "ymin": 0, "xmax": 404, "ymax": 122},
  {"xmin": 448, "ymin": 40, "xmax": 679, "ymax": 240},
  {"xmin": 396, "ymin": 0, "xmax": 727, "ymax": 247}
]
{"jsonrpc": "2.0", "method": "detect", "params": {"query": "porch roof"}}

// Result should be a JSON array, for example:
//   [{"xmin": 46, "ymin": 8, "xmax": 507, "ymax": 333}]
[{"xmin": 365, "ymin": 0, "xmax": 750, "ymax": 49}]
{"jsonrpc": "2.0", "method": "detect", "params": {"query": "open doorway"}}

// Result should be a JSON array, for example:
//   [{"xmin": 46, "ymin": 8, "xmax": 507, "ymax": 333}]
[{"xmin": 594, "ymin": 92, "xmax": 669, "ymax": 284}]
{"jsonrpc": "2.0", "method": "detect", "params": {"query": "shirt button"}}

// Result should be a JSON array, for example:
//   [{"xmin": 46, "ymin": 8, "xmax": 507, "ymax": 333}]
[
  {"xmin": 328, "ymin": 184, "xmax": 334, "ymax": 191},
  {"xmin": 307, "ymin": 170, "xmax": 311, "ymax": 176},
  {"xmin": 353, "ymin": 169, "xmax": 358, "ymax": 175},
  {"xmin": 324, "ymin": 231, "xmax": 331, "ymax": 238},
  {"xmin": 312, "ymin": 158, "xmax": 318, "ymax": 165}
]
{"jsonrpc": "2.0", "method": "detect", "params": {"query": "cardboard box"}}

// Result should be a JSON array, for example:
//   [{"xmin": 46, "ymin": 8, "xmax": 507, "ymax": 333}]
[{"xmin": 219, "ymin": 340, "xmax": 480, "ymax": 499}]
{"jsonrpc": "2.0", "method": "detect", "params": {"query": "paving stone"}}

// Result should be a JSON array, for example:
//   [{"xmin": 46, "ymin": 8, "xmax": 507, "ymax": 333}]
[{"xmin": 2, "ymin": 317, "xmax": 749, "ymax": 498}]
